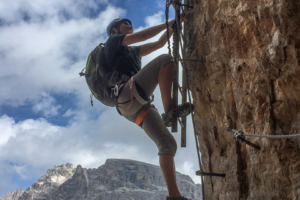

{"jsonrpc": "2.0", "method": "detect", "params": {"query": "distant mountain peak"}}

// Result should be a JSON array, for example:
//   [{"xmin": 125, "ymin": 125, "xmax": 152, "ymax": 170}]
[
  {"xmin": 1, "ymin": 159, "xmax": 202, "ymax": 200},
  {"xmin": 0, "ymin": 188, "xmax": 24, "ymax": 200}
]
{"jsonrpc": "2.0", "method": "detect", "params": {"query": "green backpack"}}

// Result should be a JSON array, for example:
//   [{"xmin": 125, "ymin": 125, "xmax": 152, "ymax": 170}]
[{"xmin": 79, "ymin": 43, "xmax": 130, "ymax": 107}]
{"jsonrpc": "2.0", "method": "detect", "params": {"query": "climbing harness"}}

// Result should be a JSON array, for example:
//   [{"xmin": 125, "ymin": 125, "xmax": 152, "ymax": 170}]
[
  {"xmin": 135, "ymin": 94, "xmax": 154, "ymax": 127},
  {"xmin": 114, "ymin": 76, "xmax": 154, "ymax": 127},
  {"xmin": 136, "ymin": 109, "xmax": 149, "ymax": 126},
  {"xmin": 114, "ymin": 76, "xmax": 134, "ymax": 109},
  {"xmin": 165, "ymin": 1, "xmax": 224, "ymax": 200},
  {"xmin": 134, "ymin": 94, "xmax": 154, "ymax": 127}
]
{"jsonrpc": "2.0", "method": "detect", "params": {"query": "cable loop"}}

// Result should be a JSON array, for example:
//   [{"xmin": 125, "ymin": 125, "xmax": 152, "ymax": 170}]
[
  {"xmin": 228, "ymin": 128, "xmax": 300, "ymax": 139},
  {"xmin": 233, "ymin": 130, "xmax": 245, "ymax": 140}
]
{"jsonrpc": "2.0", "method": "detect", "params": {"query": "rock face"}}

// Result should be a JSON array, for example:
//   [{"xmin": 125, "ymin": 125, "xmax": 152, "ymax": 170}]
[
  {"xmin": 2, "ymin": 160, "xmax": 202, "ymax": 200},
  {"xmin": 0, "ymin": 188, "xmax": 24, "ymax": 200},
  {"xmin": 18, "ymin": 163, "xmax": 75, "ymax": 200},
  {"xmin": 52, "ymin": 159, "xmax": 201, "ymax": 200},
  {"xmin": 184, "ymin": 0, "xmax": 300, "ymax": 199}
]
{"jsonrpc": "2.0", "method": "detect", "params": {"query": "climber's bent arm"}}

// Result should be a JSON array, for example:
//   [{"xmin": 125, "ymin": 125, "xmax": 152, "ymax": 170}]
[
  {"xmin": 139, "ymin": 30, "xmax": 174, "ymax": 57},
  {"xmin": 122, "ymin": 20, "xmax": 176, "ymax": 46}
]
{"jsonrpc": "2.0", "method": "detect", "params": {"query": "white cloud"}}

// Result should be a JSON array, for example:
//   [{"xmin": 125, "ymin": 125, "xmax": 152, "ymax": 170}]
[
  {"xmin": 0, "ymin": 0, "xmax": 108, "ymax": 24},
  {"xmin": 0, "ymin": 115, "xmax": 16, "ymax": 146},
  {"xmin": 156, "ymin": 0, "xmax": 167, "ymax": 9},
  {"xmin": 32, "ymin": 93, "xmax": 61, "ymax": 117},
  {"xmin": 0, "ymin": 4, "xmax": 126, "ymax": 106},
  {"xmin": 145, "ymin": 11, "xmax": 164, "ymax": 27},
  {"xmin": 12, "ymin": 165, "xmax": 29, "ymax": 180},
  {"xmin": 62, "ymin": 109, "xmax": 75, "ymax": 117}
]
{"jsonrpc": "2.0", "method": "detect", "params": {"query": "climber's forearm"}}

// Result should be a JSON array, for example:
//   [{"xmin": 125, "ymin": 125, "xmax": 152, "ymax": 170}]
[
  {"xmin": 139, "ymin": 30, "xmax": 173, "ymax": 57},
  {"xmin": 157, "ymin": 30, "xmax": 174, "ymax": 48},
  {"xmin": 140, "ymin": 23, "xmax": 168, "ymax": 41}
]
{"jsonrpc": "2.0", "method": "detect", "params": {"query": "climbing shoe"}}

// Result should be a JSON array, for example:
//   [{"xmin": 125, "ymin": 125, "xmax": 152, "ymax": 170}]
[
  {"xmin": 161, "ymin": 103, "xmax": 194, "ymax": 127},
  {"xmin": 166, "ymin": 196, "xmax": 191, "ymax": 200}
]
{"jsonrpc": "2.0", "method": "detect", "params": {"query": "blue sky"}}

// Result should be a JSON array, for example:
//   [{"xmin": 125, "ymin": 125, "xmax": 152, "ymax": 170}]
[{"xmin": 0, "ymin": 0, "xmax": 200, "ymax": 197}]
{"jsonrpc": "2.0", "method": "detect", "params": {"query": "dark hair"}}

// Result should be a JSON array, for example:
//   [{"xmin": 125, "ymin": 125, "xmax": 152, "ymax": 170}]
[{"xmin": 110, "ymin": 22, "xmax": 121, "ymax": 35}]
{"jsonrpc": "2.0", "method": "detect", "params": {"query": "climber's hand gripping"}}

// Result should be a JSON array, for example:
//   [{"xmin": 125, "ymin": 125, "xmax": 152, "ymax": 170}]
[{"xmin": 168, "ymin": 13, "xmax": 185, "ymax": 30}]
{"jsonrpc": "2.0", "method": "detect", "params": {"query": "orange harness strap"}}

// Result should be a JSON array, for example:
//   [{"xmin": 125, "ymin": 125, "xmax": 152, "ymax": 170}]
[{"xmin": 135, "ymin": 109, "xmax": 149, "ymax": 126}]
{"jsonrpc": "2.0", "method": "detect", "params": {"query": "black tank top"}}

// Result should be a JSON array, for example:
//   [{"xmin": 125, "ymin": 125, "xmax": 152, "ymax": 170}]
[{"xmin": 102, "ymin": 34, "xmax": 141, "ymax": 78}]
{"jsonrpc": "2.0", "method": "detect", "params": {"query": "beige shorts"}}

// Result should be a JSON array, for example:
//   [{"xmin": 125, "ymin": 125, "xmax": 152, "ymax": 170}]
[{"xmin": 117, "ymin": 54, "xmax": 177, "ymax": 157}]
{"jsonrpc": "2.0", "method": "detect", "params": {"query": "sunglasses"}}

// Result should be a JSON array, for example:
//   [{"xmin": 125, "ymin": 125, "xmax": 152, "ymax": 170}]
[{"xmin": 120, "ymin": 20, "xmax": 132, "ymax": 26}]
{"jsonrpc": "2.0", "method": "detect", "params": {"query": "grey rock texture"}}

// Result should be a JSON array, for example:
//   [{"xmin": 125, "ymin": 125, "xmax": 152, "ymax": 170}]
[
  {"xmin": 184, "ymin": 0, "xmax": 300, "ymax": 199},
  {"xmin": 1, "ymin": 159, "xmax": 202, "ymax": 200},
  {"xmin": 0, "ymin": 188, "xmax": 24, "ymax": 200},
  {"xmin": 18, "ymin": 163, "xmax": 75, "ymax": 200},
  {"xmin": 52, "ymin": 159, "xmax": 202, "ymax": 200}
]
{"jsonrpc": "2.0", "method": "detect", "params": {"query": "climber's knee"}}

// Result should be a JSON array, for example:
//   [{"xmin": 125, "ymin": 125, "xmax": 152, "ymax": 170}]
[
  {"xmin": 141, "ymin": 106, "xmax": 177, "ymax": 157},
  {"xmin": 158, "ymin": 54, "xmax": 174, "ymax": 69},
  {"xmin": 157, "ymin": 136, "xmax": 177, "ymax": 157}
]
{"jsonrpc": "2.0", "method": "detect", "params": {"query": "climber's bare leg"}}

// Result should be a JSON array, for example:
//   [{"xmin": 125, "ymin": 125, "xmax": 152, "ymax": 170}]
[
  {"xmin": 159, "ymin": 154, "xmax": 181, "ymax": 197},
  {"xmin": 158, "ymin": 62, "xmax": 175, "ymax": 112}
]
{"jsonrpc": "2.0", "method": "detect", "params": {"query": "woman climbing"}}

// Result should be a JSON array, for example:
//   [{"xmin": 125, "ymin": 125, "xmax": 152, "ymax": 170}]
[{"xmin": 104, "ymin": 15, "xmax": 193, "ymax": 200}]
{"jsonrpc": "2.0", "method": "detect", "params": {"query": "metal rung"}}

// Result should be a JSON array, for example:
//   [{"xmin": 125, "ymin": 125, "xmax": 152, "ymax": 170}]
[
  {"xmin": 178, "ymin": 83, "xmax": 183, "ymax": 96},
  {"xmin": 196, "ymin": 170, "xmax": 225, "ymax": 177},
  {"xmin": 237, "ymin": 136, "xmax": 261, "ymax": 150},
  {"xmin": 181, "ymin": 4, "xmax": 193, "ymax": 9},
  {"xmin": 180, "ymin": 30, "xmax": 186, "ymax": 46},
  {"xmin": 179, "ymin": 58, "xmax": 206, "ymax": 63},
  {"xmin": 178, "ymin": 117, "xmax": 185, "ymax": 128},
  {"xmin": 179, "ymin": 61, "xmax": 186, "ymax": 71}
]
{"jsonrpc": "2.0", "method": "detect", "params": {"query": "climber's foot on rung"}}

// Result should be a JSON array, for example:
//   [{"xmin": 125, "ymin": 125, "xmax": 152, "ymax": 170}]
[{"xmin": 162, "ymin": 103, "xmax": 194, "ymax": 127}]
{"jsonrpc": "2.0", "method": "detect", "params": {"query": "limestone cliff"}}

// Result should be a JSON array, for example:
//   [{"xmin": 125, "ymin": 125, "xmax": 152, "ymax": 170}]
[{"xmin": 184, "ymin": 0, "xmax": 300, "ymax": 199}]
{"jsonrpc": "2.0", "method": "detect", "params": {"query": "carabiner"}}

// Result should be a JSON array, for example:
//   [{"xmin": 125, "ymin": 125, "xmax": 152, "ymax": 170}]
[{"xmin": 114, "ymin": 85, "xmax": 119, "ymax": 96}]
